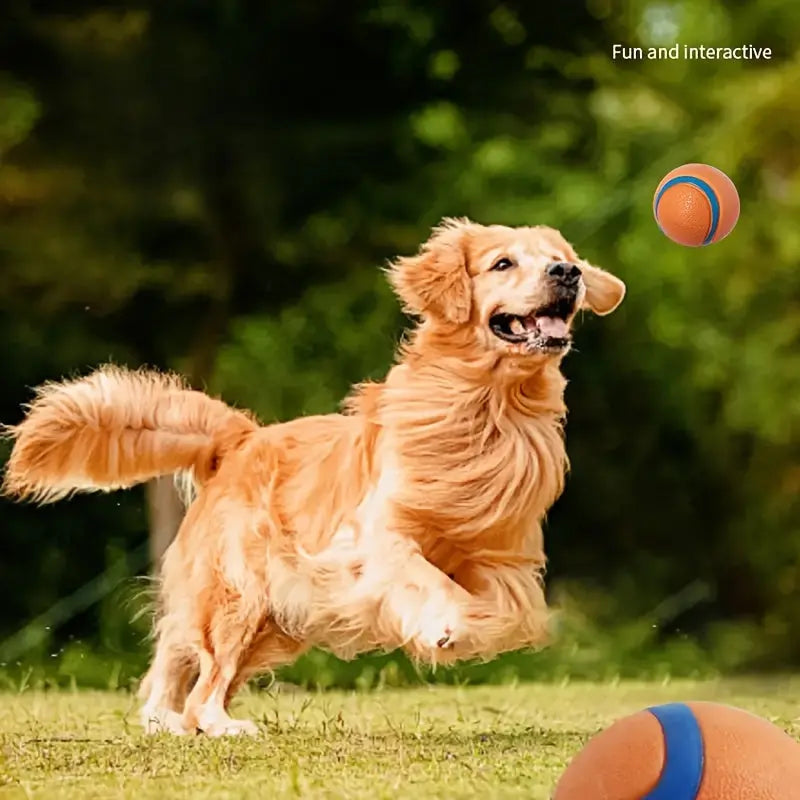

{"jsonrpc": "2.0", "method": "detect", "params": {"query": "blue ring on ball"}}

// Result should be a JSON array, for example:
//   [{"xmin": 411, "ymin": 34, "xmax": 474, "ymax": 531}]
[
  {"xmin": 643, "ymin": 703, "xmax": 705, "ymax": 800},
  {"xmin": 655, "ymin": 176, "xmax": 720, "ymax": 245}
]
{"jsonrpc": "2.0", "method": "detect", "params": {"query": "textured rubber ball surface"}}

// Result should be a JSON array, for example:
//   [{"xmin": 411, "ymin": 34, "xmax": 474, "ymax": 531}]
[
  {"xmin": 653, "ymin": 163, "xmax": 740, "ymax": 247},
  {"xmin": 654, "ymin": 178, "xmax": 719, "ymax": 245},
  {"xmin": 553, "ymin": 700, "xmax": 800, "ymax": 800}
]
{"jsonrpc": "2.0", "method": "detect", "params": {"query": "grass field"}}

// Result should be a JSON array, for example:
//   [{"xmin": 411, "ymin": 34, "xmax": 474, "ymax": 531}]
[{"xmin": 1, "ymin": 677, "xmax": 799, "ymax": 799}]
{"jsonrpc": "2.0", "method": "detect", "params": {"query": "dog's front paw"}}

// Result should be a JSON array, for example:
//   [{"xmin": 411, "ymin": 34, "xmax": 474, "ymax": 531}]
[
  {"xmin": 418, "ymin": 619, "xmax": 459, "ymax": 650},
  {"xmin": 412, "ymin": 601, "xmax": 468, "ymax": 660}
]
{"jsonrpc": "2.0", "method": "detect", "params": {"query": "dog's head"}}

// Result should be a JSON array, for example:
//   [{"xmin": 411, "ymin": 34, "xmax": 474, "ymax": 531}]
[{"xmin": 389, "ymin": 218, "xmax": 625, "ymax": 359}]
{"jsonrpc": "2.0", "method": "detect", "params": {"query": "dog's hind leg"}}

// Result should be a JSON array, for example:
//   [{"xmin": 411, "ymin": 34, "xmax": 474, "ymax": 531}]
[
  {"xmin": 139, "ymin": 618, "xmax": 198, "ymax": 734},
  {"xmin": 179, "ymin": 596, "xmax": 277, "ymax": 737},
  {"xmin": 224, "ymin": 620, "xmax": 308, "ymax": 706}
]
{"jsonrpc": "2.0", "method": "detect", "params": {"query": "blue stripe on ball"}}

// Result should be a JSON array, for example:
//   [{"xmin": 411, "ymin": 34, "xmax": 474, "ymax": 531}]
[
  {"xmin": 655, "ymin": 176, "xmax": 720, "ymax": 245},
  {"xmin": 643, "ymin": 703, "xmax": 705, "ymax": 800}
]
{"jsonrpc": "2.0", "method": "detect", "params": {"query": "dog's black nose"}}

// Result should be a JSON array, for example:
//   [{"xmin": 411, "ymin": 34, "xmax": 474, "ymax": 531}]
[{"xmin": 547, "ymin": 262, "xmax": 582, "ymax": 285}]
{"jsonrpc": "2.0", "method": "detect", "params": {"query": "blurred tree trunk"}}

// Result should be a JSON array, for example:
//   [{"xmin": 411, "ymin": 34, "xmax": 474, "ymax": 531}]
[
  {"xmin": 144, "ymin": 145, "xmax": 256, "ymax": 570},
  {"xmin": 146, "ymin": 476, "xmax": 186, "ymax": 569}
]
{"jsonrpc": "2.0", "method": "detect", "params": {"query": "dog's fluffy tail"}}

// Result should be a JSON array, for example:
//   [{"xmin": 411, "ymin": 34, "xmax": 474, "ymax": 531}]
[{"xmin": 2, "ymin": 365, "xmax": 257, "ymax": 503}]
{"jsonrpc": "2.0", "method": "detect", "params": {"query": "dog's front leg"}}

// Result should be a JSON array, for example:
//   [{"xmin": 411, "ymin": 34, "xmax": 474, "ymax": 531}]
[
  {"xmin": 450, "ymin": 559, "xmax": 552, "ymax": 660},
  {"xmin": 297, "ymin": 529, "xmax": 470, "ymax": 662},
  {"xmin": 360, "ymin": 536, "xmax": 475, "ymax": 663}
]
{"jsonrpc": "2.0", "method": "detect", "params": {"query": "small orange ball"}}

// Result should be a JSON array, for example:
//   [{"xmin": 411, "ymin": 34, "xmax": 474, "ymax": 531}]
[
  {"xmin": 653, "ymin": 163, "xmax": 740, "ymax": 246},
  {"xmin": 554, "ymin": 702, "xmax": 800, "ymax": 800}
]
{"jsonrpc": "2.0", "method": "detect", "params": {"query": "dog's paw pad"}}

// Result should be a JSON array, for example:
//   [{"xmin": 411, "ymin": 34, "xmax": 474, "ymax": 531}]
[{"xmin": 437, "ymin": 628, "xmax": 454, "ymax": 648}]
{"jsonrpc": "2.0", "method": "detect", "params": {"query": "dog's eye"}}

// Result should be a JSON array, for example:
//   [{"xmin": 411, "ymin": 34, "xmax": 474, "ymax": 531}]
[{"xmin": 490, "ymin": 257, "xmax": 515, "ymax": 272}]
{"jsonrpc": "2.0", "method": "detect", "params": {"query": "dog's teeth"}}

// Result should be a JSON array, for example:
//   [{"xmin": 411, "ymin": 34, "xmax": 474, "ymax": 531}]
[{"xmin": 509, "ymin": 317, "xmax": 525, "ymax": 335}]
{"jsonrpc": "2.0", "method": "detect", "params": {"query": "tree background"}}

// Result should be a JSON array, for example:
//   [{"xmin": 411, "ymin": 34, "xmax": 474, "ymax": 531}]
[{"xmin": 1, "ymin": 0, "xmax": 798, "ymax": 688}]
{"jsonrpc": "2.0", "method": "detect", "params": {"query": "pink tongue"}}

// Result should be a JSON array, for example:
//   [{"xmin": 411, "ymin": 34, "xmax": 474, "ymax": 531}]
[{"xmin": 535, "ymin": 316, "xmax": 569, "ymax": 338}]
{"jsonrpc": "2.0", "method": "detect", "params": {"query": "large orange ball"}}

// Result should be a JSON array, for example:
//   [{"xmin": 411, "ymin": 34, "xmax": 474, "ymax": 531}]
[
  {"xmin": 554, "ymin": 702, "xmax": 800, "ymax": 799},
  {"xmin": 653, "ymin": 163, "xmax": 740, "ymax": 246}
]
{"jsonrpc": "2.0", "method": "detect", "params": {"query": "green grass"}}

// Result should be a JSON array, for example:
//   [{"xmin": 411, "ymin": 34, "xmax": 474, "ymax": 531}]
[{"xmin": 1, "ymin": 678, "xmax": 800, "ymax": 799}]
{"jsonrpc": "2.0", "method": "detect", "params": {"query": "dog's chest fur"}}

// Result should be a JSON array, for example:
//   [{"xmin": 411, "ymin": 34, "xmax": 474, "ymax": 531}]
[{"xmin": 378, "ymin": 363, "xmax": 568, "ymax": 547}]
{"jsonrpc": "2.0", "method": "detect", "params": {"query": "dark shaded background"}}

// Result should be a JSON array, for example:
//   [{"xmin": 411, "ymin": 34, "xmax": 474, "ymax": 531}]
[{"xmin": 1, "ymin": 0, "xmax": 798, "ymax": 686}]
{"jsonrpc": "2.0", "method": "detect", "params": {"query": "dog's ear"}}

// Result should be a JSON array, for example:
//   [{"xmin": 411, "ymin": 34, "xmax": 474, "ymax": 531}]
[
  {"xmin": 388, "ymin": 218, "xmax": 473, "ymax": 324},
  {"xmin": 579, "ymin": 262, "xmax": 626, "ymax": 316}
]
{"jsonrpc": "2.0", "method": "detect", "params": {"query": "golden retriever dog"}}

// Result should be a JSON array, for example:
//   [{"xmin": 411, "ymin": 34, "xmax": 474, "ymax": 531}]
[{"xmin": 2, "ymin": 218, "xmax": 625, "ymax": 736}]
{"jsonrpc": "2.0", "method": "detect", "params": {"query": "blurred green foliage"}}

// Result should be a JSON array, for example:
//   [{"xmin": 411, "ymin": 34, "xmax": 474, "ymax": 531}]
[{"xmin": 0, "ymin": 0, "xmax": 798, "ymax": 680}]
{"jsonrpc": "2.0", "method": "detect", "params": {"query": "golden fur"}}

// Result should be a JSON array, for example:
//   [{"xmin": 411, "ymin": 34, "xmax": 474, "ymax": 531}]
[{"xmin": 2, "ymin": 218, "xmax": 625, "ymax": 736}]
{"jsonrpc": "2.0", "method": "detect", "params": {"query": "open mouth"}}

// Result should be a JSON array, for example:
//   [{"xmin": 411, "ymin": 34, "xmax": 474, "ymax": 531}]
[{"xmin": 489, "ymin": 298, "xmax": 575, "ymax": 354}]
